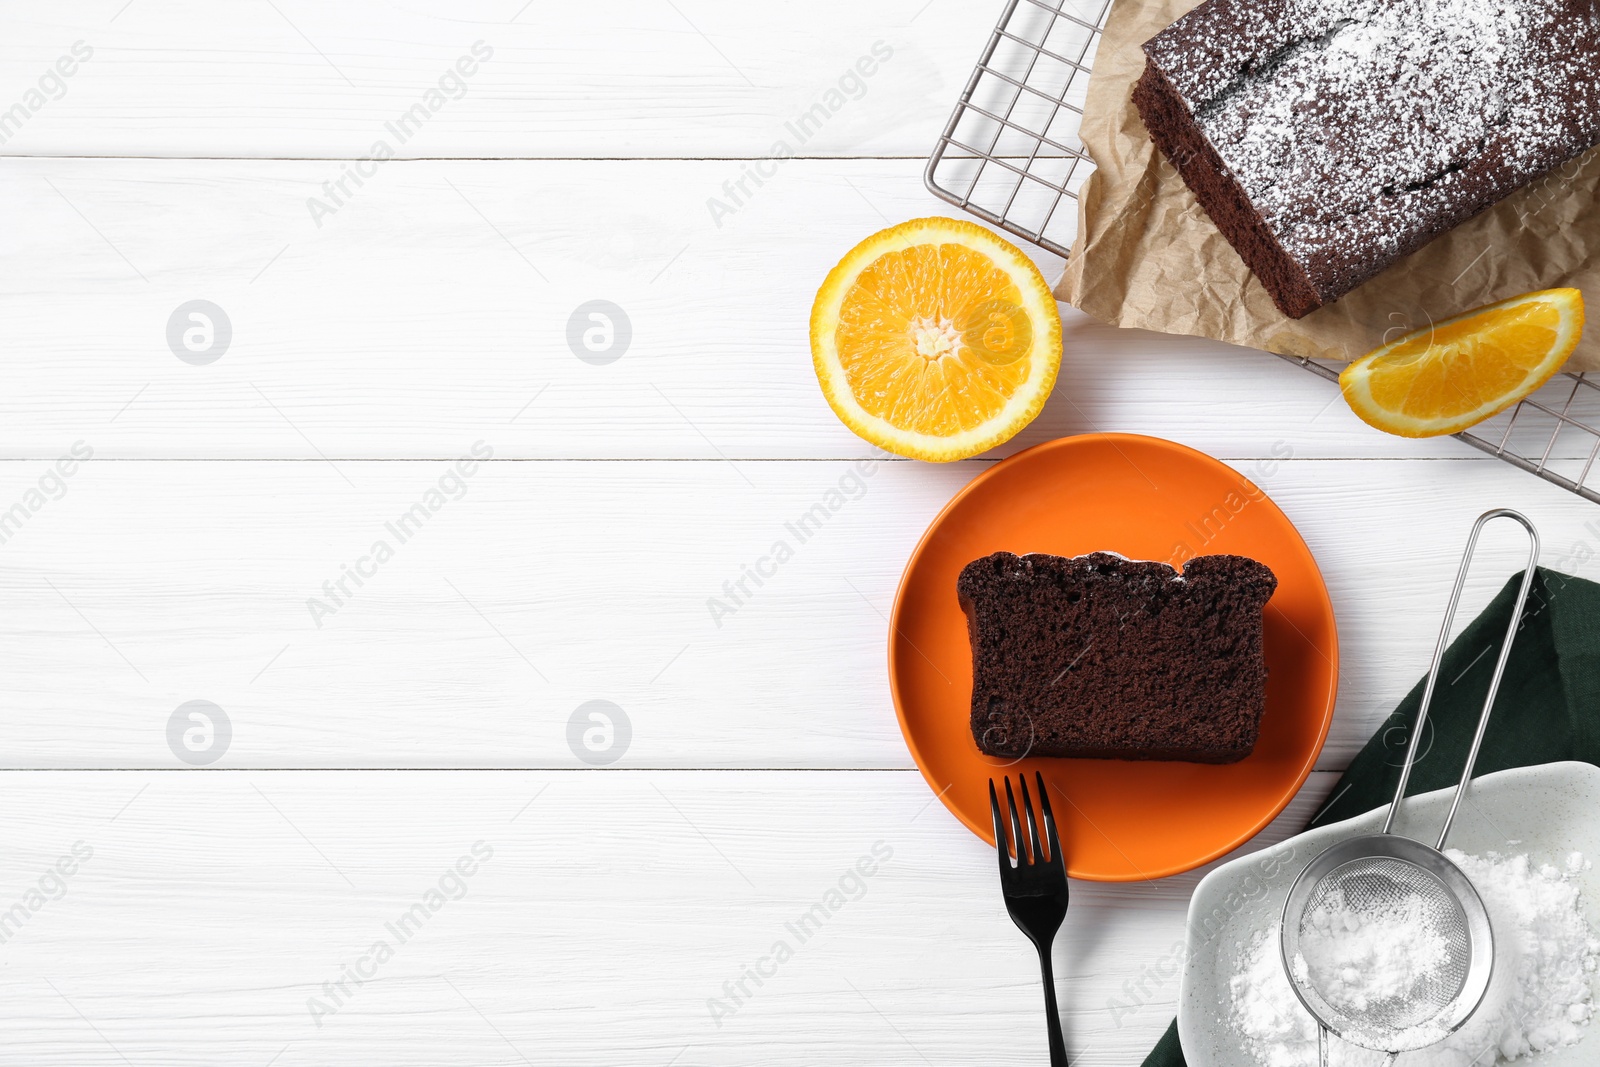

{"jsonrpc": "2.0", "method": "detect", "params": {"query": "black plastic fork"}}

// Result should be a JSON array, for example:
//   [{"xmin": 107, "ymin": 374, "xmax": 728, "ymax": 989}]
[{"xmin": 990, "ymin": 773, "xmax": 1069, "ymax": 1067}]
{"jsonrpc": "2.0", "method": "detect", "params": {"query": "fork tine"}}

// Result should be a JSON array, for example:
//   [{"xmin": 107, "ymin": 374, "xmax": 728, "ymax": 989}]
[
  {"xmin": 989, "ymin": 778, "xmax": 1011, "ymax": 868},
  {"xmin": 1004, "ymin": 776, "xmax": 1029, "ymax": 863},
  {"xmin": 1036, "ymin": 771, "xmax": 1062, "ymax": 867},
  {"xmin": 1019, "ymin": 773, "xmax": 1043, "ymax": 862}
]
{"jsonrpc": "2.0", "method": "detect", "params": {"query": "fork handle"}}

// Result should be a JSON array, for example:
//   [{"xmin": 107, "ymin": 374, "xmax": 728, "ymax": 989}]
[{"xmin": 1036, "ymin": 943, "xmax": 1068, "ymax": 1066}]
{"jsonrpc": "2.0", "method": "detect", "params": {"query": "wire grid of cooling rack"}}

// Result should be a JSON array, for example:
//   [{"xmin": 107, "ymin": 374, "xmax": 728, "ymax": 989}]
[{"xmin": 924, "ymin": 0, "xmax": 1600, "ymax": 506}]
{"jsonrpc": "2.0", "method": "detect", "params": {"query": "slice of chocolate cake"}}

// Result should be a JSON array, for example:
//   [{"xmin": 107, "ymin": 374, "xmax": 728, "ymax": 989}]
[
  {"xmin": 1132, "ymin": 0, "xmax": 1600, "ymax": 318},
  {"xmin": 958, "ymin": 551, "xmax": 1277, "ymax": 762}
]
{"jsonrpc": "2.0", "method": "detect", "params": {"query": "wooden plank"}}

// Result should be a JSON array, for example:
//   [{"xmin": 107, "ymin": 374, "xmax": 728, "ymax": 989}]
[
  {"xmin": 0, "ymin": 456, "xmax": 1590, "ymax": 769},
  {"xmin": 0, "ymin": 768, "xmax": 1336, "ymax": 1066},
  {"xmin": 7, "ymin": 155, "xmax": 1575, "ymax": 462},
  {"xmin": 0, "ymin": 0, "xmax": 1005, "ymax": 158}
]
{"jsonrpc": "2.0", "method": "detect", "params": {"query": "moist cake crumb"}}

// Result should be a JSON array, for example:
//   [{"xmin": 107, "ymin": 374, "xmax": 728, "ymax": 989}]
[{"xmin": 958, "ymin": 551, "xmax": 1277, "ymax": 763}]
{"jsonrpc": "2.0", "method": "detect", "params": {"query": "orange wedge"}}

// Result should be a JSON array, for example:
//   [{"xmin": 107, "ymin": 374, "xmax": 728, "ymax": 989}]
[
  {"xmin": 1340, "ymin": 288, "xmax": 1584, "ymax": 438},
  {"xmin": 810, "ymin": 217, "xmax": 1062, "ymax": 461}
]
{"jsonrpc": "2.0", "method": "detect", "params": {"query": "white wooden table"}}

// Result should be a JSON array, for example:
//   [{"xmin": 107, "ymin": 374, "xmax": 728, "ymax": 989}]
[{"xmin": 2, "ymin": 4, "xmax": 1595, "ymax": 1064}]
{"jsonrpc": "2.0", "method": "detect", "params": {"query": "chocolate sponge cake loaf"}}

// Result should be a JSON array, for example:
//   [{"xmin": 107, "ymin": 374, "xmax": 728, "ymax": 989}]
[
  {"xmin": 1132, "ymin": 0, "xmax": 1600, "ymax": 318},
  {"xmin": 958, "ymin": 551, "xmax": 1277, "ymax": 762}
]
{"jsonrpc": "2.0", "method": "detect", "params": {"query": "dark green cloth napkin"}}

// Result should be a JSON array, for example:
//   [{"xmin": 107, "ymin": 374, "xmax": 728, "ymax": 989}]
[{"xmin": 1141, "ymin": 566, "xmax": 1600, "ymax": 1067}]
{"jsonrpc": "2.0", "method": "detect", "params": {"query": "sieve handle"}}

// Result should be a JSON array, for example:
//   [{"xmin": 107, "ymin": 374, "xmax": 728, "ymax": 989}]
[{"xmin": 1379, "ymin": 509, "xmax": 1540, "ymax": 846}]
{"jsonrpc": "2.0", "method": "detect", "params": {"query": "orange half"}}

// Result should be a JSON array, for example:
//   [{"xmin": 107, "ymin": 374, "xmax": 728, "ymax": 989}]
[{"xmin": 810, "ymin": 217, "xmax": 1062, "ymax": 461}]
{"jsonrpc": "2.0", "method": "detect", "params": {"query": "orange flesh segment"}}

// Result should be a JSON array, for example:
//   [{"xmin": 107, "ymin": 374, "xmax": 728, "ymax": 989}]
[
  {"xmin": 834, "ymin": 243, "xmax": 1033, "ymax": 436},
  {"xmin": 1365, "ymin": 302, "xmax": 1562, "ymax": 418}
]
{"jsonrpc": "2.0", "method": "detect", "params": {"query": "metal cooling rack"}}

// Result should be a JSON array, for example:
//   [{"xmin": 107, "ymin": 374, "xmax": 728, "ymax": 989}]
[{"xmin": 925, "ymin": 0, "xmax": 1600, "ymax": 506}]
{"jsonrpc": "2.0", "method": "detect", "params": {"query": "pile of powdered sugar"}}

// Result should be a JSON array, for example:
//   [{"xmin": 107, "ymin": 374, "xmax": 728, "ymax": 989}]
[
  {"xmin": 1229, "ymin": 850, "xmax": 1600, "ymax": 1067},
  {"xmin": 1292, "ymin": 886, "xmax": 1457, "ymax": 1018}
]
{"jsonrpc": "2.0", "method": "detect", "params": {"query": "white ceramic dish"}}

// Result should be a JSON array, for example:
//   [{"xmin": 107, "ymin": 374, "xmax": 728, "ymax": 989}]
[{"xmin": 1179, "ymin": 761, "xmax": 1600, "ymax": 1067}]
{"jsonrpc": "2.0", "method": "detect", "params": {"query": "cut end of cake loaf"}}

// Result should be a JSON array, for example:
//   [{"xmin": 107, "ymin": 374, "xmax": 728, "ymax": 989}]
[
  {"xmin": 1131, "ymin": 60, "xmax": 1324, "ymax": 319},
  {"xmin": 958, "ymin": 551, "xmax": 1277, "ymax": 763}
]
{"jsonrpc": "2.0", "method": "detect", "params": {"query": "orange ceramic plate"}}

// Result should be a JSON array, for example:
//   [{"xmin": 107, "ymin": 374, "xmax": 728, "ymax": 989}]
[{"xmin": 889, "ymin": 434, "xmax": 1337, "ymax": 881}]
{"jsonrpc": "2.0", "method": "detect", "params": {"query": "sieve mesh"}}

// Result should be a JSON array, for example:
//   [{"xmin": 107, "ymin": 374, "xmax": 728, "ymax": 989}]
[{"xmin": 1294, "ymin": 857, "xmax": 1472, "ymax": 1036}]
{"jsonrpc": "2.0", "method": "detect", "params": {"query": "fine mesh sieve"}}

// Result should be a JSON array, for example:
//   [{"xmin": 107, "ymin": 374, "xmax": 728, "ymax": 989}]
[
  {"xmin": 1295, "ymin": 857, "xmax": 1471, "ymax": 1031},
  {"xmin": 1280, "ymin": 509, "xmax": 1540, "ymax": 1066},
  {"xmin": 1281, "ymin": 834, "xmax": 1492, "ymax": 1061}
]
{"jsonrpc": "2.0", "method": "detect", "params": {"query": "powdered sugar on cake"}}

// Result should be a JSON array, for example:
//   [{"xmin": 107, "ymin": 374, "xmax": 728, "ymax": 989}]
[
  {"xmin": 1197, "ymin": 0, "xmax": 1526, "ymax": 259},
  {"xmin": 1145, "ymin": 0, "xmax": 1600, "ymax": 296}
]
